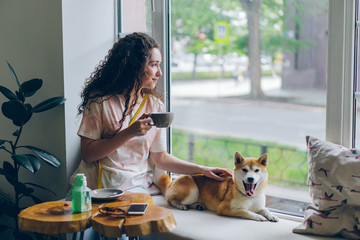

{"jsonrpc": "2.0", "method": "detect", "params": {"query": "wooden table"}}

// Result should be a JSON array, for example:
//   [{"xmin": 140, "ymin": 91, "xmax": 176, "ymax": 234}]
[
  {"xmin": 18, "ymin": 201, "xmax": 95, "ymax": 235},
  {"xmin": 91, "ymin": 192, "xmax": 176, "ymax": 238},
  {"xmin": 18, "ymin": 192, "xmax": 176, "ymax": 239}
]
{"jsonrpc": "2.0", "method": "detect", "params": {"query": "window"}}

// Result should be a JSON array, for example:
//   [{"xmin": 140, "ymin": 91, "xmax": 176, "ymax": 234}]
[
  {"xmin": 167, "ymin": 0, "xmax": 356, "ymax": 217},
  {"xmin": 118, "ymin": 0, "xmax": 357, "ymax": 217}
]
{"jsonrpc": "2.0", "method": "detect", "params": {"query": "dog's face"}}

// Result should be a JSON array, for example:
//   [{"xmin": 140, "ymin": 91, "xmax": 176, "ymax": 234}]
[{"xmin": 233, "ymin": 152, "xmax": 268, "ymax": 197}]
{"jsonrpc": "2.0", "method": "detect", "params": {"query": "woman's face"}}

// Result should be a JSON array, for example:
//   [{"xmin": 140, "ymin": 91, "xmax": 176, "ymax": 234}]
[{"xmin": 141, "ymin": 48, "xmax": 162, "ymax": 90}]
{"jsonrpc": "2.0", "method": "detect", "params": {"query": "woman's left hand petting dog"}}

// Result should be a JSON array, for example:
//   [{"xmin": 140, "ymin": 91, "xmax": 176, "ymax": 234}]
[{"xmin": 158, "ymin": 152, "xmax": 279, "ymax": 222}]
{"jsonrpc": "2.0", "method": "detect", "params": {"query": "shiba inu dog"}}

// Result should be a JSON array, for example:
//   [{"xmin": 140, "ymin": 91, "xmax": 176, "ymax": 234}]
[{"xmin": 158, "ymin": 152, "xmax": 279, "ymax": 222}]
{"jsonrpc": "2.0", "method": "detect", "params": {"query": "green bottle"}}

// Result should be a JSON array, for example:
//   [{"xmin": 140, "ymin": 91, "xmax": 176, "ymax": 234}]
[{"xmin": 72, "ymin": 173, "xmax": 92, "ymax": 213}]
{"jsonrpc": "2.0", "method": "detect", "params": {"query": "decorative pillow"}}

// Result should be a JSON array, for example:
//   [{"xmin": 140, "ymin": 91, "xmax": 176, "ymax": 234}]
[{"xmin": 293, "ymin": 136, "xmax": 360, "ymax": 239}]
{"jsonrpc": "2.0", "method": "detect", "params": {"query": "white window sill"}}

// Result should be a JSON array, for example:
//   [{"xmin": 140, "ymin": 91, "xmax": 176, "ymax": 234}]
[{"xmin": 151, "ymin": 195, "xmax": 343, "ymax": 240}]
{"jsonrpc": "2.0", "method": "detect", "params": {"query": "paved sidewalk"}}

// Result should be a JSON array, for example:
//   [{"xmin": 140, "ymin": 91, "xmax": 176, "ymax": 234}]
[{"xmin": 172, "ymin": 77, "xmax": 326, "ymax": 107}]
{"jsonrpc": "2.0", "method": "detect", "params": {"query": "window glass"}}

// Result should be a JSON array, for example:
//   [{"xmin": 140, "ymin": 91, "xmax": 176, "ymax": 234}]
[
  {"xmin": 170, "ymin": 0, "xmax": 328, "ymax": 216},
  {"xmin": 121, "ymin": 0, "xmax": 153, "ymax": 34}
]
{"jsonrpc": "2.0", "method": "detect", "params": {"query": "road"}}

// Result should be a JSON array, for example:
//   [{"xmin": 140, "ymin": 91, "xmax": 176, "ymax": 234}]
[{"xmin": 170, "ymin": 78, "xmax": 326, "ymax": 150}]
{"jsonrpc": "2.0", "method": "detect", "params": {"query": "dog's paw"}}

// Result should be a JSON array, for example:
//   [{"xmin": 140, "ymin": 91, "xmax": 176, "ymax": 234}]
[
  {"xmin": 266, "ymin": 214, "xmax": 279, "ymax": 222},
  {"xmin": 189, "ymin": 202, "xmax": 206, "ymax": 211},
  {"xmin": 254, "ymin": 215, "xmax": 267, "ymax": 221},
  {"xmin": 259, "ymin": 209, "xmax": 279, "ymax": 222},
  {"xmin": 176, "ymin": 204, "xmax": 189, "ymax": 210},
  {"xmin": 195, "ymin": 203, "xmax": 206, "ymax": 211},
  {"xmin": 196, "ymin": 204, "xmax": 205, "ymax": 211},
  {"xmin": 168, "ymin": 200, "xmax": 189, "ymax": 210},
  {"xmin": 181, "ymin": 205, "xmax": 189, "ymax": 210}
]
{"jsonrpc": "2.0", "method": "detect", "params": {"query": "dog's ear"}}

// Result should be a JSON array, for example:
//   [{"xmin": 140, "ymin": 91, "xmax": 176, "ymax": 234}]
[
  {"xmin": 234, "ymin": 152, "xmax": 244, "ymax": 165},
  {"xmin": 258, "ymin": 153, "xmax": 268, "ymax": 167}
]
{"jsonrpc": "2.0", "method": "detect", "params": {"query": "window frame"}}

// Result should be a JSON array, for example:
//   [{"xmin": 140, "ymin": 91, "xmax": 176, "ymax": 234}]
[
  {"xmin": 161, "ymin": 0, "xmax": 358, "ymax": 218},
  {"xmin": 151, "ymin": 0, "xmax": 172, "ymax": 151},
  {"xmin": 353, "ymin": 0, "xmax": 360, "ymax": 148},
  {"xmin": 326, "ymin": 0, "xmax": 355, "ymax": 148},
  {"xmin": 115, "ymin": 0, "xmax": 358, "ymax": 217}
]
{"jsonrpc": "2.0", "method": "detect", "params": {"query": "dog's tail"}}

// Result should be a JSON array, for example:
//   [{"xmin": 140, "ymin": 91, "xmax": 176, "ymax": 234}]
[{"xmin": 157, "ymin": 174, "xmax": 172, "ymax": 195}]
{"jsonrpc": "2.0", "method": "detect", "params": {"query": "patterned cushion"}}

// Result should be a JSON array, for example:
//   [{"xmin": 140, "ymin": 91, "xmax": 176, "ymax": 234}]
[{"xmin": 293, "ymin": 136, "xmax": 360, "ymax": 239}]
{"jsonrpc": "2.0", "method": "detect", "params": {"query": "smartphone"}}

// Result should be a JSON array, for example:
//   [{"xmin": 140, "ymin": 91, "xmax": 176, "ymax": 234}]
[{"xmin": 127, "ymin": 203, "xmax": 149, "ymax": 215}]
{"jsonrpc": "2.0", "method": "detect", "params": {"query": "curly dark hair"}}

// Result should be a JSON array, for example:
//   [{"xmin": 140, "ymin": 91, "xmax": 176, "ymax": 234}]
[{"xmin": 78, "ymin": 32, "xmax": 162, "ymax": 131}]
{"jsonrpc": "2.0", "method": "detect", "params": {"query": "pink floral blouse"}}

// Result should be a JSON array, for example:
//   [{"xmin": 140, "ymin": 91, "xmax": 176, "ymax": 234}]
[{"xmin": 77, "ymin": 94, "xmax": 166, "ymax": 190}]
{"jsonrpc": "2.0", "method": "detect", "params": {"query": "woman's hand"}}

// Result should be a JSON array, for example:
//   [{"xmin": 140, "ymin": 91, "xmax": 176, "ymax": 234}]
[
  {"xmin": 127, "ymin": 113, "xmax": 152, "ymax": 137},
  {"xmin": 201, "ymin": 166, "xmax": 233, "ymax": 181},
  {"xmin": 81, "ymin": 114, "xmax": 153, "ymax": 163}
]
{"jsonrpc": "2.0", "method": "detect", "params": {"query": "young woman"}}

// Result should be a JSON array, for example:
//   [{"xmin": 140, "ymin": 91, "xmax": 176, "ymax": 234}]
[{"xmin": 76, "ymin": 32, "xmax": 232, "ymax": 192}]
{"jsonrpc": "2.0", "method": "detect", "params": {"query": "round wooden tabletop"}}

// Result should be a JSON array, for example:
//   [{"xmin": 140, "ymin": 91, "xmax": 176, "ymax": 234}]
[
  {"xmin": 18, "ymin": 192, "xmax": 176, "ymax": 237},
  {"xmin": 18, "ymin": 201, "xmax": 94, "ymax": 234},
  {"xmin": 91, "ymin": 192, "xmax": 176, "ymax": 238}
]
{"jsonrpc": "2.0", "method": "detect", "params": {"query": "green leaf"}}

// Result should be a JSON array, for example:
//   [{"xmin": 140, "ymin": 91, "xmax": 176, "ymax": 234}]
[
  {"xmin": 21, "ymin": 78, "xmax": 43, "ymax": 97},
  {"xmin": 11, "ymin": 154, "xmax": 40, "ymax": 174},
  {"xmin": 0, "ymin": 86, "xmax": 18, "ymax": 101},
  {"xmin": 13, "ymin": 104, "xmax": 32, "ymax": 126},
  {"xmin": 6, "ymin": 61, "xmax": 21, "ymax": 89},
  {"xmin": 32, "ymin": 96, "xmax": 66, "ymax": 113},
  {"xmin": 19, "ymin": 103, "xmax": 33, "ymax": 126},
  {"xmin": 0, "ymin": 169, "xmax": 17, "ymax": 186},
  {"xmin": 12, "ymin": 130, "xmax": 20, "ymax": 137},
  {"xmin": 22, "ymin": 146, "xmax": 61, "ymax": 168},
  {"xmin": 1, "ymin": 101, "xmax": 27, "ymax": 123},
  {"xmin": 24, "ymin": 182, "xmax": 56, "ymax": 195},
  {"xmin": 15, "ymin": 90, "xmax": 25, "ymax": 102},
  {"xmin": 3, "ymin": 161, "xmax": 16, "ymax": 178},
  {"xmin": 3, "ymin": 162, "xmax": 18, "ymax": 186},
  {"xmin": 14, "ymin": 181, "xmax": 27, "ymax": 195}
]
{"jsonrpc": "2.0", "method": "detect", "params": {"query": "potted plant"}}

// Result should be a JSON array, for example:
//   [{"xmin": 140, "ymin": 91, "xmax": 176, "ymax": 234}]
[{"xmin": 0, "ymin": 62, "xmax": 66, "ymax": 240}]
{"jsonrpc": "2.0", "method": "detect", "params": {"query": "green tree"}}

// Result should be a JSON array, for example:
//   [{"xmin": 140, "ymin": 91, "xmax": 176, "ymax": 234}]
[
  {"xmin": 238, "ymin": 0, "xmax": 264, "ymax": 97},
  {"xmin": 171, "ymin": 0, "xmax": 239, "ymax": 78},
  {"xmin": 260, "ymin": 0, "xmax": 285, "ymax": 78},
  {"xmin": 171, "ymin": 0, "xmax": 323, "ymax": 96},
  {"xmin": 226, "ymin": 0, "xmax": 322, "ymax": 97}
]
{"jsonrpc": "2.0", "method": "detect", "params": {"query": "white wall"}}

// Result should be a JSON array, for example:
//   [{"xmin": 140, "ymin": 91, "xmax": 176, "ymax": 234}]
[
  {"xmin": 62, "ymin": 0, "xmax": 115, "ymax": 189},
  {"xmin": 0, "ymin": 0, "xmax": 66, "ymax": 203},
  {"xmin": 0, "ymin": 0, "xmax": 116, "ymax": 205}
]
